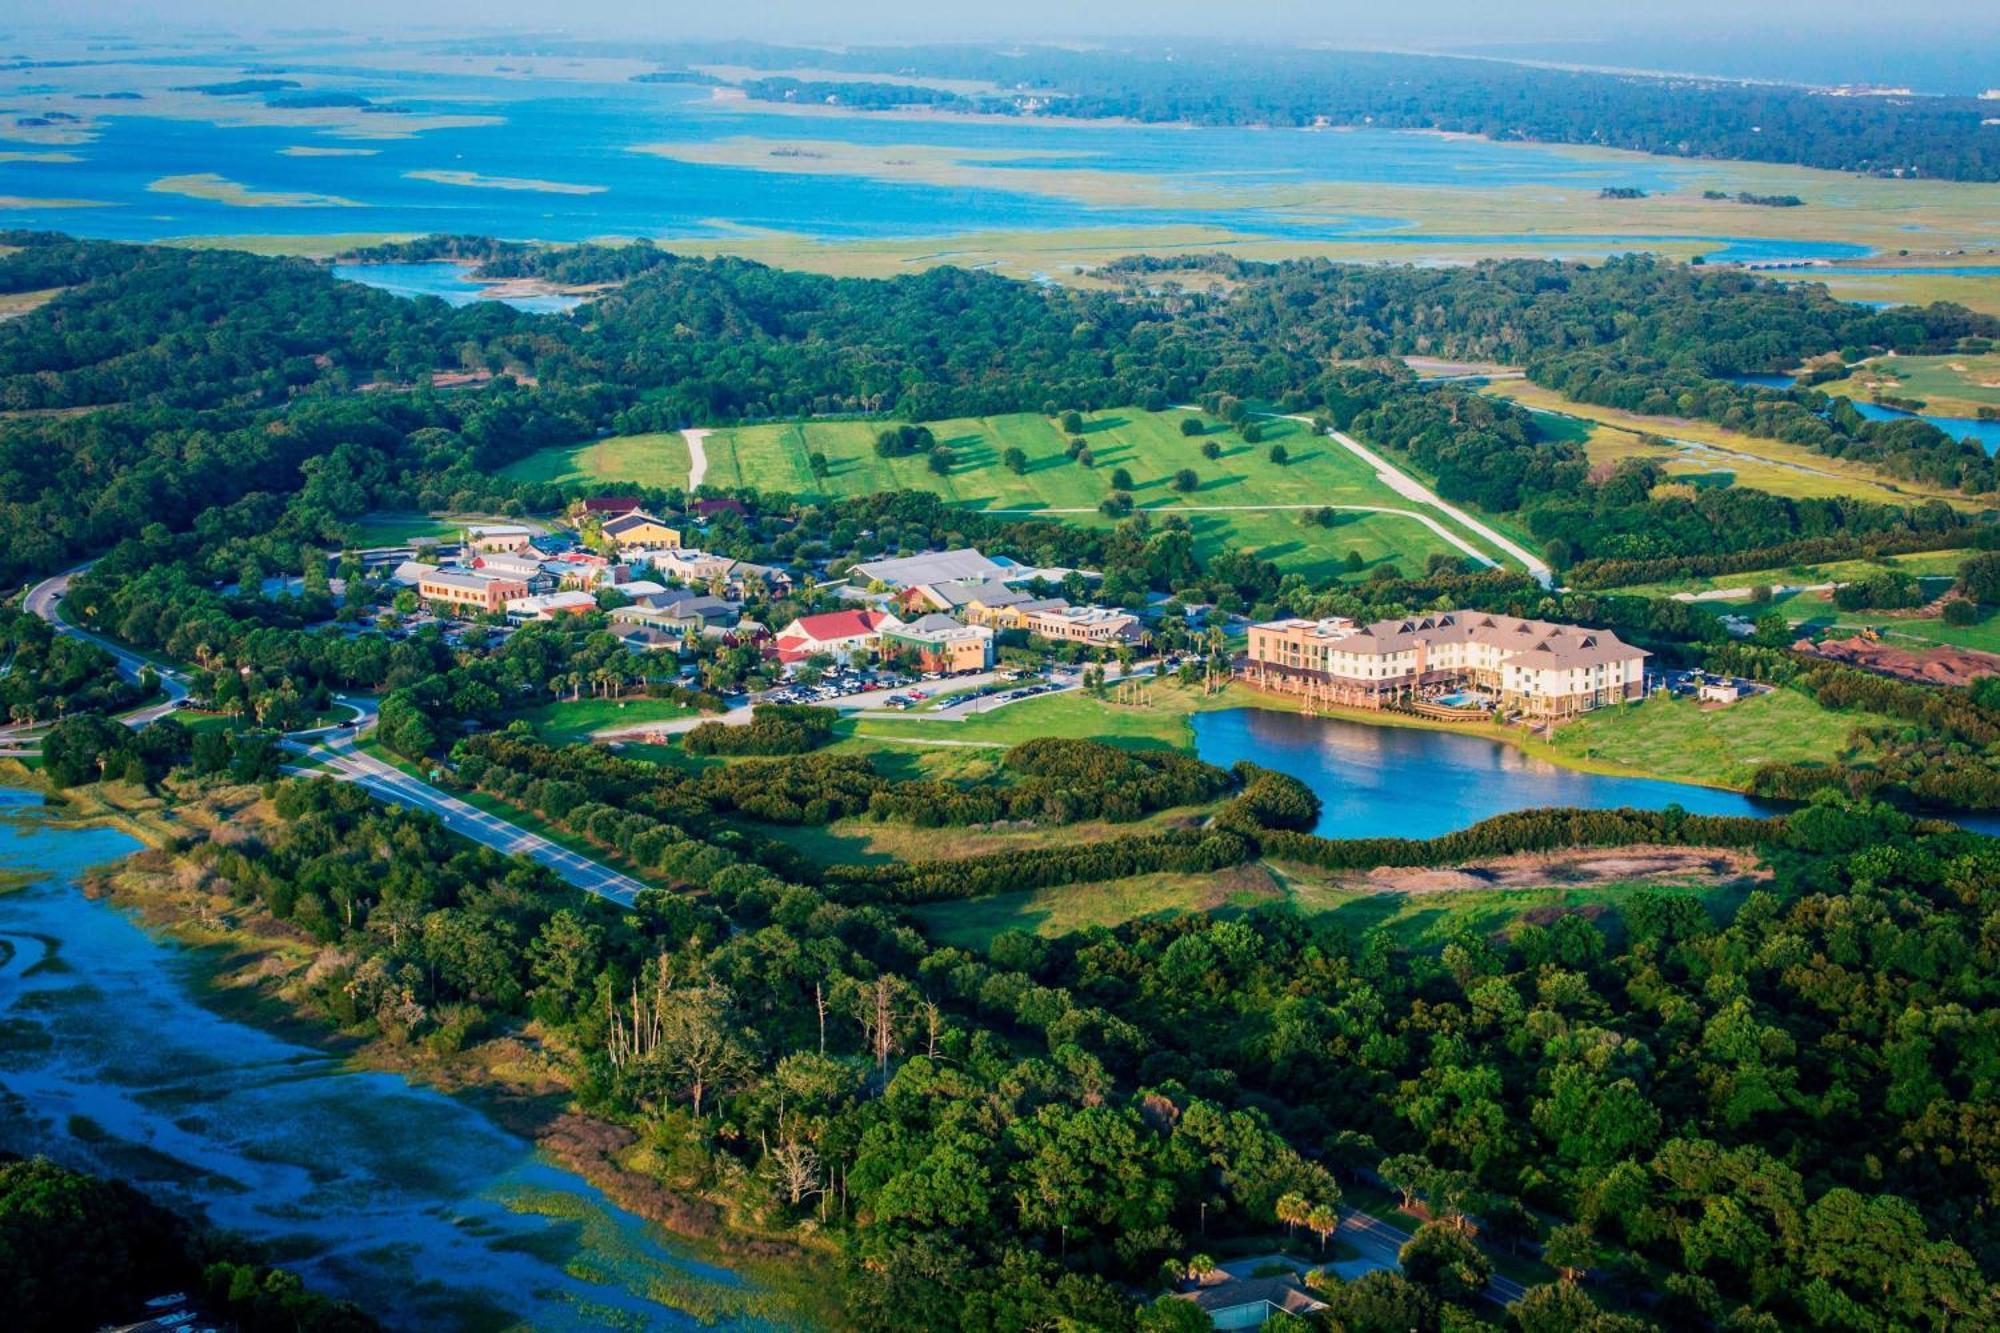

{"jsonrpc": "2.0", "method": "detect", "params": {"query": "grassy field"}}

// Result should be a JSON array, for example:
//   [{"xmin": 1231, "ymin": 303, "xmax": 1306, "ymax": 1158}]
[
  {"xmin": 511, "ymin": 697, "xmax": 700, "ymax": 745},
  {"xmin": 640, "ymin": 408, "xmax": 1483, "ymax": 579},
  {"xmin": 759, "ymin": 803, "xmax": 1217, "ymax": 869},
  {"xmin": 1757, "ymin": 600, "xmax": 2000, "ymax": 657},
  {"xmin": 498, "ymin": 432, "xmax": 693, "ymax": 490},
  {"xmin": 1546, "ymin": 689, "xmax": 1882, "ymax": 788},
  {"xmin": 1486, "ymin": 381, "xmax": 1979, "ymax": 510},
  {"xmin": 1815, "ymin": 353, "xmax": 2000, "ymax": 419},
  {"xmin": 1774, "ymin": 270, "xmax": 2000, "ymax": 320},
  {"xmin": 340, "ymin": 511, "xmax": 520, "ymax": 547},
  {"xmin": 1604, "ymin": 548, "xmax": 1973, "ymax": 599},
  {"xmin": 911, "ymin": 858, "xmax": 1751, "ymax": 952},
  {"xmin": 851, "ymin": 679, "xmax": 1290, "ymax": 751}
]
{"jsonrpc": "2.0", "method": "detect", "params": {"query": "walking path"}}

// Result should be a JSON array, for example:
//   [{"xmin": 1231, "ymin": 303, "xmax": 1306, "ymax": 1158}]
[{"xmin": 682, "ymin": 427, "xmax": 711, "ymax": 490}]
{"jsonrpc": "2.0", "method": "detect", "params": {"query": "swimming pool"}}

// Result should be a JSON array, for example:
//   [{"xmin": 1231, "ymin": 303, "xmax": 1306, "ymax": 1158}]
[{"xmin": 1432, "ymin": 691, "xmax": 1492, "ymax": 709}]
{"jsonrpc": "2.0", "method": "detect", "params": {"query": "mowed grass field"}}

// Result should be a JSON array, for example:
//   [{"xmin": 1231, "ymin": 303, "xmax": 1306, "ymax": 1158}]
[
  {"xmin": 519, "ymin": 408, "xmax": 1493, "ymax": 580},
  {"xmin": 1547, "ymin": 689, "xmax": 1885, "ymax": 789},
  {"xmin": 1485, "ymin": 381, "xmax": 1980, "ymax": 510},
  {"xmin": 1603, "ymin": 548, "xmax": 1973, "ymax": 599},
  {"xmin": 498, "ymin": 431, "xmax": 693, "ymax": 490}
]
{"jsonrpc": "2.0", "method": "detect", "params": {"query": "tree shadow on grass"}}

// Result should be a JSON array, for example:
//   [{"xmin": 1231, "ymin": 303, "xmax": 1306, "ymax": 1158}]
[{"xmin": 1081, "ymin": 416, "xmax": 1129, "ymax": 434}]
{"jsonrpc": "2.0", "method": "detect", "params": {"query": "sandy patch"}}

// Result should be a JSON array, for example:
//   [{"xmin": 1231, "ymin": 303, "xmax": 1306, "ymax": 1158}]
[
  {"xmin": 147, "ymin": 173, "xmax": 361, "ymax": 208},
  {"xmin": 404, "ymin": 169, "xmax": 607, "ymax": 195},
  {"xmin": 280, "ymin": 145, "xmax": 380, "ymax": 158},
  {"xmin": 1331, "ymin": 844, "xmax": 1768, "ymax": 895}
]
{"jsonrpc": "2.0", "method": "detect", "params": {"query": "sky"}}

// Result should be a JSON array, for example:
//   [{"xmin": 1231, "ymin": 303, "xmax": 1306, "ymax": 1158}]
[{"xmin": 4, "ymin": 1, "xmax": 1997, "ymax": 90}]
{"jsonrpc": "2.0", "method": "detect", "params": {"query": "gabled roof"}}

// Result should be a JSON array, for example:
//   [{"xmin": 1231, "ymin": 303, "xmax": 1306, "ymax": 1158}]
[
  {"xmin": 581, "ymin": 495, "xmax": 642, "ymax": 514},
  {"xmin": 850, "ymin": 548, "xmax": 1006, "ymax": 589},
  {"xmin": 603, "ymin": 511, "xmax": 677, "ymax": 536},
  {"xmin": 790, "ymin": 609, "xmax": 892, "ymax": 641}
]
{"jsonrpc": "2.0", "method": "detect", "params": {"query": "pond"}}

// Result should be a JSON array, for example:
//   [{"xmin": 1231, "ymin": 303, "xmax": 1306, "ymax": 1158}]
[
  {"xmin": 1189, "ymin": 707, "xmax": 1791, "ymax": 841},
  {"xmin": 332, "ymin": 261, "xmax": 587, "ymax": 314},
  {"xmin": 1848, "ymin": 398, "xmax": 2000, "ymax": 455},
  {"xmin": 0, "ymin": 788, "xmax": 764, "ymax": 1332}
]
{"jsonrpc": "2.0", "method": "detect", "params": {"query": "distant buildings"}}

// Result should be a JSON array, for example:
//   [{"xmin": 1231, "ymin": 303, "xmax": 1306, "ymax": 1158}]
[
  {"xmin": 772, "ymin": 609, "xmax": 899, "ymax": 665},
  {"xmin": 883, "ymin": 613, "xmax": 997, "ymax": 672},
  {"xmin": 600, "ymin": 511, "xmax": 683, "ymax": 550},
  {"xmin": 900, "ymin": 577, "xmax": 1031, "ymax": 617},
  {"xmin": 849, "ymin": 547, "xmax": 1009, "ymax": 590},
  {"xmin": 577, "ymin": 495, "xmax": 643, "ymax": 517},
  {"xmin": 1242, "ymin": 611, "xmax": 1646, "ymax": 718},
  {"xmin": 1022, "ymin": 603, "xmax": 1148, "ymax": 647},
  {"xmin": 506, "ymin": 590, "xmax": 599, "ymax": 621},
  {"xmin": 419, "ymin": 569, "xmax": 528, "ymax": 614},
  {"xmin": 464, "ymin": 523, "xmax": 537, "ymax": 554}
]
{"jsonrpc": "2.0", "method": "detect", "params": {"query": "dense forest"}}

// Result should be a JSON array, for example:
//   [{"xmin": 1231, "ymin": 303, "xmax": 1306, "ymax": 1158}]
[
  {"xmin": 8, "ymin": 229, "xmax": 1996, "ymax": 590},
  {"xmin": 587, "ymin": 40, "xmax": 2000, "ymax": 180},
  {"xmin": 112, "ymin": 751, "xmax": 1999, "ymax": 1330}
]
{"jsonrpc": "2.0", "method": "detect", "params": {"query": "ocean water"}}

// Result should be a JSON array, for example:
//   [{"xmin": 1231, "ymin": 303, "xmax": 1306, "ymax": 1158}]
[{"xmin": 0, "ymin": 67, "xmax": 1880, "ymax": 260}]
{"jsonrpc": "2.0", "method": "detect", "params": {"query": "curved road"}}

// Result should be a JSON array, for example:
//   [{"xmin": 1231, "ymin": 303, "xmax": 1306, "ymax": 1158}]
[
  {"xmin": 25, "ymin": 568, "xmax": 189, "ymax": 725},
  {"xmin": 20, "ymin": 576, "xmax": 649, "ymax": 906},
  {"xmin": 683, "ymin": 427, "xmax": 711, "ymax": 491}
]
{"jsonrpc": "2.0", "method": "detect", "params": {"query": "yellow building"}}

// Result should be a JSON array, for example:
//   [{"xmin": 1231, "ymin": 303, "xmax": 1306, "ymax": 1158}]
[{"xmin": 600, "ymin": 511, "xmax": 683, "ymax": 550}]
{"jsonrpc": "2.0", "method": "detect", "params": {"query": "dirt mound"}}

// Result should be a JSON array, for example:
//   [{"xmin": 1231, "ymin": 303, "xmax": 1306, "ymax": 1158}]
[
  {"xmin": 1800, "ymin": 634, "xmax": 2000, "ymax": 686},
  {"xmin": 1341, "ymin": 845, "xmax": 1767, "ymax": 895}
]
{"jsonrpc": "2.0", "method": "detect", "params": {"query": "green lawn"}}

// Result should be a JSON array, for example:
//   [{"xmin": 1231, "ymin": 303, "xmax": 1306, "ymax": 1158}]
[
  {"xmin": 850, "ymin": 680, "xmax": 1287, "ymax": 751},
  {"xmin": 1547, "ymin": 689, "xmax": 1883, "ymax": 788},
  {"xmin": 340, "ymin": 511, "xmax": 518, "ymax": 548},
  {"xmin": 510, "ymin": 408, "xmax": 1490, "ymax": 581},
  {"xmin": 1605, "ymin": 548, "xmax": 1973, "ymax": 599},
  {"xmin": 510, "ymin": 697, "xmax": 699, "ymax": 744},
  {"xmin": 498, "ymin": 432, "xmax": 693, "ymax": 490}
]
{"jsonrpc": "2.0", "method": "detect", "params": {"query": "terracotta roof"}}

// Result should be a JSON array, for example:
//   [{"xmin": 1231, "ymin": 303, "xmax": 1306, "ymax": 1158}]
[{"xmin": 790, "ymin": 609, "xmax": 891, "ymax": 641}]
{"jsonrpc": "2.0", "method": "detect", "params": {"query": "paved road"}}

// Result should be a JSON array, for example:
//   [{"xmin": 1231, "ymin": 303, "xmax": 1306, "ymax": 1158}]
[
  {"xmin": 25, "ymin": 567, "xmax": 189, "ymax": 726},
  {"xmin": 1300, "ymin": 418, "xmax": 1554, "ymax": 589},
  {"xmin": 683, "ymin": 427, "xmax": 712, "ymax": 490},
  {"xmin": 1333, "ymin": 1206, "xmax": 1528, "ymax": 1307},
  {"xmin": 288, "ymin": 712, "xmax": 649, "ymax": 906}
]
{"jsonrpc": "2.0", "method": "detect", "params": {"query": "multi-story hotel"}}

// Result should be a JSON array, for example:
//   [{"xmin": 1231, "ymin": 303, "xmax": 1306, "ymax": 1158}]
[{"xmin": 1241, "ymin": 611, "xmax": 1647, "ymax": 719}]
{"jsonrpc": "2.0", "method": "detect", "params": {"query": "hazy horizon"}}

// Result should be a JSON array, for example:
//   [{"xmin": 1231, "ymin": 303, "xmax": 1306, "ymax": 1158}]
[{"xmin": 3, "ymin": 4, "xmax": 1996, "ymax": 94}]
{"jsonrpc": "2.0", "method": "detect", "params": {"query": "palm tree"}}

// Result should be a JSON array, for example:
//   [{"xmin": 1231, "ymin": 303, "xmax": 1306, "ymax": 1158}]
[
  {"xmin": 1276, "ymin": 1191, "xmax": 1309, "ymax": 1246},
  {"xmin": 1306, "ymin": 1204, "xmax": 1338, "ymax": 1255}
]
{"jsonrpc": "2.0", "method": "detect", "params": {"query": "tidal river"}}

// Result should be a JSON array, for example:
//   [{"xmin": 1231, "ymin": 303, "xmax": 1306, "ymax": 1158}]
[{"xmin": 0, "ymin": 788, "xmax": 763, "ymax": 1332}]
